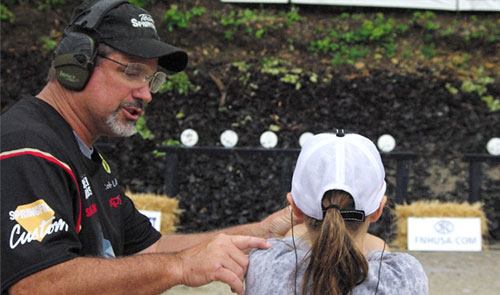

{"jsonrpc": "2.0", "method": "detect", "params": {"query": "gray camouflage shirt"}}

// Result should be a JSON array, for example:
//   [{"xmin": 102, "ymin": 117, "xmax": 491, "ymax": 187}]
[{"xmin": 245, "ymin": 237, "xmax": 428, "ymax": 295}]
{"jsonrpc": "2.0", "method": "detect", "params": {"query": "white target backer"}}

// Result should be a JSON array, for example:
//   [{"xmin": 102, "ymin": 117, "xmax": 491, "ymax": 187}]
[
  {"xmin": 220, "ymin": 130, "xmax": 239, "ymax": 148},
  {"xmin": 180, "ymin": 129, "xmax": 199, "ymax": 147},
  {"xmin": 260, "ymin": 131, "xmax": 278, "ymax": 148},
  {"xmin": 486, "ymin": 137, "xmax": 500, "ymax": 156},
  {"xmin": 299, "ymin": 132, "xmax": 314, "ymax": 147},
  {"xmin": 377, "ymin": 134, "xmax": 396, "ymax": 152}
]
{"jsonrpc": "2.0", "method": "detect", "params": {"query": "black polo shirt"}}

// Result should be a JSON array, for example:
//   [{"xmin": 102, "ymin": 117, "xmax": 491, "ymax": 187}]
[{"xmin": 1, "ymin": 96, "xmax": 161, "ymax": 293}]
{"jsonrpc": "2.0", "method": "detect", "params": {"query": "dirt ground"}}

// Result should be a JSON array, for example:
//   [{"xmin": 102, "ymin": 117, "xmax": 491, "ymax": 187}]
[
  {"xmin": 410, "ymin": 244, "xmax": 500, "ymax": 295},
  {"xmin": 163, "ymin": 242, "xmax": 500, "ymax": 295}
]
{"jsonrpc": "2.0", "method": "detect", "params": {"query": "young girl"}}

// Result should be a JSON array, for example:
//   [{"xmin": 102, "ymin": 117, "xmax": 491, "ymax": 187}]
[{"xmin": 245, "ymin": 132, "xmax": 428, "ymax": 295}]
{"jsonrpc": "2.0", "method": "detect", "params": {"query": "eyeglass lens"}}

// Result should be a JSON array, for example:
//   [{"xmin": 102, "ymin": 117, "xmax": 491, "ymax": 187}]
[
  {"xmin": 149, "ymin": 72, "xmax": 167, "ymax": 93},
  {"xmin": 124, "ymin": 64, "xmax": 166, "ymax": 93},
  {"xmin": 100, "ymin": 55, "xmax": 166, "ymax": 93}
]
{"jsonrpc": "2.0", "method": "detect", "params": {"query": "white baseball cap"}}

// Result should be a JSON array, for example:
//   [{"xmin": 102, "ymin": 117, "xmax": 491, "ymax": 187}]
[{"xmin": 291, "ymin": 132, "xmax": 386, "ymax": 220}]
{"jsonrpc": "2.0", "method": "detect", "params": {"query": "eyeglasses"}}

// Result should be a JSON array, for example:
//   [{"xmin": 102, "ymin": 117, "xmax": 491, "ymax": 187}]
[{"xmin": 98, "ymin": 54, "xmax": 167, "ymax": 93}]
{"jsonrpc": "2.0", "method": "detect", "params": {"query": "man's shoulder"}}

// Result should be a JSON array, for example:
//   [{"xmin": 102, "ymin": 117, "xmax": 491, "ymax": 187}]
[
  {"xmin": 1, "ymin": 97, "xmax": 76, "ymax": 161},
  {"xmin": 3, "ymin": 97, "xmax": 43, "ymax": 132}
]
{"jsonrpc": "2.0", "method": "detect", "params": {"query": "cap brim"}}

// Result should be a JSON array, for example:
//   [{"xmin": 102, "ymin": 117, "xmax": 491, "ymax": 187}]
[{"xmin": 103, "ymin": 38, "xmax": 188, "ymax": 72}]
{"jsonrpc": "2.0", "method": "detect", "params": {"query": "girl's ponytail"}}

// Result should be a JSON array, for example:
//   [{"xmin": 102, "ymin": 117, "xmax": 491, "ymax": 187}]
[{"xmin": 301, "ymin": 190, "xmax": 368, "ymax": 295}]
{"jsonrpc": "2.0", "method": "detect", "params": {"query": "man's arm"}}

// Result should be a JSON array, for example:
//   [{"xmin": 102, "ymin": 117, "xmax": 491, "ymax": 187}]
[
  {"xmin": 9, "ymin": 255, "xmax": 180, "ymax": 295},
  {"xmin": 9, "ymin": 234, "xmax": 271, "ymax": 295},
  {"xmin": 143, "ymin": 205, "xmax": 300, "ymax": 253}
]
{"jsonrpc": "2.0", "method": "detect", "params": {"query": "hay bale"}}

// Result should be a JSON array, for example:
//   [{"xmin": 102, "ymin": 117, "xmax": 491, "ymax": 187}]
[
  {"xmin": 392, "ymin": 200, "xmax": 488, "ymax": 250},
  {"xmin": 127, "ymin": 192, "xmax": 182, "ymax": 235}
]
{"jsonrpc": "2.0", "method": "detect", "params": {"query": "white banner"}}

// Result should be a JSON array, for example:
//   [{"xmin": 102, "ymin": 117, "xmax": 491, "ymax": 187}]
[
  {"xmin": 459, "ymin": 0, "xmax": 500, "ymax": 10},
  {"xmin": 407, "ymin": 217, "xmax": 482, "ymax": 252},
  {"xmin": 291, "ymin": 0, "xmax": 457, "ymax": 10},
  {"xmin": 221, "ymin": 0, "xmax": 500, "ymax": 11},
  {"xmin": 221, "ymin": 0, "xmax": 289, "ymax": 3}
]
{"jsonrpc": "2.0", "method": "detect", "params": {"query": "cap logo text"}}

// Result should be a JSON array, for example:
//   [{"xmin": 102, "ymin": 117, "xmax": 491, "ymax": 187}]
[{"xmin": 131, "ymin": 14, "xmax": 156, "ymax": 32}]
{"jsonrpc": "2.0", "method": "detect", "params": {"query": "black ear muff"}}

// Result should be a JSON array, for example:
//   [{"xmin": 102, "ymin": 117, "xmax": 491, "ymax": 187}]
[
  {"xmin": 53, "ymin": 0, "xmax": 128, "ymax": 91},
  {"xmin": 54, "ymin": 31, "xmax": 96, "ymax": 91}
]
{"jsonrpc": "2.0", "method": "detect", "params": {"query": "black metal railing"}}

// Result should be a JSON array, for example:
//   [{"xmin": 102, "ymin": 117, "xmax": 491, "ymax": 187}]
[
  {"xmin": 464, "ymin": 153, "xmax": 500, "ymax": 203},
  {"xmin": 97, "ymin": 143, "xmax": 498, "ymax": 204},
  {"xmin": 156, "ymin": 145, "xmax": 419, "ymax": 205}
]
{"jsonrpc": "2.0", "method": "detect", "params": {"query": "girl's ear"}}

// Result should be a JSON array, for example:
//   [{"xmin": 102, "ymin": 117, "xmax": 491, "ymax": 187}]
[
  {"xmin": 286, "ymin": 192, "xmax": 305, "ymax": 219},
  {"xmin": 369, "ymin": 195, "xmax": 387, "ymax": 222}
]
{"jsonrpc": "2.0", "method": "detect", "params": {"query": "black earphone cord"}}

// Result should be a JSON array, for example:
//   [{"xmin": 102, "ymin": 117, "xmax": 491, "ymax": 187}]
[
  {"xmin": 291, "ymin": 208, "xmax": 299, "ymax": 295},
  {"xmin": 374, "ymin": 241, "xmax": 385, "ymax": 295}
]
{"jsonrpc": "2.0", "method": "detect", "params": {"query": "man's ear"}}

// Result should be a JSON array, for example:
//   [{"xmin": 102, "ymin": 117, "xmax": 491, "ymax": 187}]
[
  {"xmin": 369, "ymin": 195, "xmax": 387, "ymax": 222},
  {"xmin": 286, "ymin": 192, "xmax": 305, "ymax": 219}
]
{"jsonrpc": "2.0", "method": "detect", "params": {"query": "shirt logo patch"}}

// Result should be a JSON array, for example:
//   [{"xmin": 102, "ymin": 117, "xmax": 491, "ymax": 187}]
[
  {"xmin": 81, "ymin": 176, "xmax": 93, "ymax": 199},
  {"xmin": 109, "ymin": 195, "xmax": 122, "ymax": 208},
  {"xmin": 8, "ymin": 199, "xmax": 69, "ymax": 249},
  {"xmin": 104, "ymin": 178, "xmax": 118, "ymax": 191},
  {"xmin": 85, "ymin": 203, "xmax": 97, "ymax": 218}
]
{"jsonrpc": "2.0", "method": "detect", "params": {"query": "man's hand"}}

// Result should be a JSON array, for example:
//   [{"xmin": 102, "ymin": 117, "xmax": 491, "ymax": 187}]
[
  {"xmin": 259, "ymin": 205, "xmax": 304, "ymax": 239},
  {"xmin": 175, "ymin": 233, "xmax": 272, "ymax": 295}
]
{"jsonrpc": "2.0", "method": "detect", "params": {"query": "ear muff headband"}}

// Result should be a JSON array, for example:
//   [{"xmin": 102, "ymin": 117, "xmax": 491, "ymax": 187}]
[{"xmin": 54, "ymin": 0, "xmax": 128, "ymax": 91}]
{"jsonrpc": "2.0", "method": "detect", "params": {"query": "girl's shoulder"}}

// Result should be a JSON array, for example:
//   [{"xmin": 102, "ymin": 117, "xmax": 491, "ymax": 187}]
[
  {"xmin": 246, "ymin": 237, "xmax": 309, "ymax": 295},
  {"xmin": 355, "ymin": 251, "xmax": 429, "ymax": 295},
  {"xmin": 249, "ymin": 237, "xmax": 309, "ymax": 261},
  {"xmin": 367, "ymin": 250, "xmax": 424, "ymax": 266}
]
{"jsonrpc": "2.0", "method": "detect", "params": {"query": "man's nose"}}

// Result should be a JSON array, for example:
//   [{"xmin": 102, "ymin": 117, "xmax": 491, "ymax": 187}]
[{"xmin": 132, "ymin": 84, "xmax": 153, "ymax": 104}]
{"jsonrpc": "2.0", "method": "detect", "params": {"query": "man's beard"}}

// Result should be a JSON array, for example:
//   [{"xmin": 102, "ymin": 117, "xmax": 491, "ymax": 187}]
[{"xmin": 105, "ymin": 102, "xmax": 141, "ymax": 137}]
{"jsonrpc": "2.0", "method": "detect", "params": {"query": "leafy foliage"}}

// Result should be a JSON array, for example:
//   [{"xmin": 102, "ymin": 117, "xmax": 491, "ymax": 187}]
[
  {"xmin": 216, "ymin": 7, "xmax": 302, "ymax": 40},
  {"xmin": 37, "ymin": 0, "xmax": 66, "ymax": 10},
  {"xmin": 40, "ymin": 36, "xmax": 57, "ymax": 51},
  {"xmin": 129, "ymin": 0, "xmax": 157, "ymax": 8},
  {"xmin": 0, "ymin": 4, "xmax": 14, "ymax": 23},
  {"xmin": 159, "ymin": 72, "xmax": 200, "ymax": 96},
  {"xmin": 136, "ymin": 116, "xmax": 155, "ymax": 140},
  {"xmin": 308, "ymin": 13, "xmax": 404, "ymax": 65},
  {"xmin": 162, "ymin": 5, "xmax": 205, "ymax": 31},
  {"xmin": 446, "ymin": 67, "xmax": 500, "ymax": 112}
]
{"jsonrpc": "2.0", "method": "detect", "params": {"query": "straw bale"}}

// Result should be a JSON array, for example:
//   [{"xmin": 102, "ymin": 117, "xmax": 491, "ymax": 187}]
[
  {"xmin": 127, "ymin": 191, "xmax": 183, "ymax": 235},
  {"xmin": 392, "ymin": 200, "xmax": 488, "ymax": 250}
]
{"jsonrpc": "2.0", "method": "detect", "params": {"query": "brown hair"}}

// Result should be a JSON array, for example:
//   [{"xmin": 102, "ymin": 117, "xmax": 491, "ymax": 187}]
[{"xmin": 301, "ymin": 190, "xmax": 368, "ymax": 295}]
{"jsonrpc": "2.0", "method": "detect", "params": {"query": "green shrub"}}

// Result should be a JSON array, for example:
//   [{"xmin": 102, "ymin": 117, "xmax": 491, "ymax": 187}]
[
  {"xmin": 309, "ymin": 13, "xmax": 400, "ymax": 63},
  {"xmin": 136, "ymin": 116, "xmax": 155, "ymax": 140},
  {"xmin": 37, "ymin": 0, "xmax": 66, "ymax": 11},
  {"xmin": 159, "ymin": 72, "xmax": 200, "ymax": 96},
  {"xmin": 129, "ymin": 0, "xmax": 157, "ymax": 8},
  {"xmin": 0, "ymin": 4, "xmax": 14, "ymax": 23},
  {"xmin": 162, "ymin": 5, "xmax": 205, "ymax": 31}
]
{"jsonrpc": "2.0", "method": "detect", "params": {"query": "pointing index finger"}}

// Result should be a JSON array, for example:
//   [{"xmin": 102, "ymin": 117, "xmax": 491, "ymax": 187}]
[{"xmin": 230, "ymin": 235, "xmax": 273, "ymax": 251}]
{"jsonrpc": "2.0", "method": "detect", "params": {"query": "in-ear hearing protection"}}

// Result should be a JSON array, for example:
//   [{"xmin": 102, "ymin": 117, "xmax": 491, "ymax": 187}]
[{"xmin": 53, "ymin": 0, "xmax": 128, "ymax": 91}]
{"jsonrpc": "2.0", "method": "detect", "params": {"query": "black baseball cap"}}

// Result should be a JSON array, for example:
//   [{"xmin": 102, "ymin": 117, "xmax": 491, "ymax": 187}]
[{"xmin": 69, "ymin": 0, "xmax": 188, "ymax": 72}]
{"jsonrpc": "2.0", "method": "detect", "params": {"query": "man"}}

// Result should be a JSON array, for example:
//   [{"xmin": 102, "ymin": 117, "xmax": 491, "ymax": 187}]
[{"xmin": 0, "ymin": 1, "xmax": 297, "ymax": 294}]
